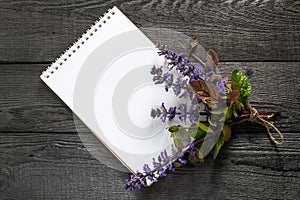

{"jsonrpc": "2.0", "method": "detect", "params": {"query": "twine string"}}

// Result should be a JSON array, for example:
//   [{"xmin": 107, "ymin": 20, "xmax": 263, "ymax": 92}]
[{"xmin": 247, "ymin": 104, "xmax": 284, "ymax": 145}]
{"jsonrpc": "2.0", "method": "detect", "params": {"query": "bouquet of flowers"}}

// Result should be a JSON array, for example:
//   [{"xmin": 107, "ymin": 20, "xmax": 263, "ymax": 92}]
[{"xmin": 125, "ymin": 37, "xmax": 283, "ymax": 190}]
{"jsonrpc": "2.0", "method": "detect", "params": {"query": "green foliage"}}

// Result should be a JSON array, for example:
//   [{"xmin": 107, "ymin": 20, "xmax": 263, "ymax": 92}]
[
  {"xmin": 172, "ymin": 129, "xmax": 185, "ymax": 148},
  {"xmin": 168, "ymin": 125, "xmax": 207, "ymax": 148},
  {"xmin": 231, "ymin": 69, "xmax": 251, "ymax": 105},
  {"xmin": 195, "ymin": 128, "xmax": 207, "ymax": 139},
  {"xmin": 168, "ymin": 125, "xmax": 179, "ymax": 133},
  {"xmin": 222, "ymin": 124, "xmax": 231, "ymax": 141},
  {"xmin": 166, "ymin": 69, "xmax": 253, "ymax": 164},
  {"xmin": 172, "ymin": 128, "xmax": 194, "ymax": 148},
  {"xmin": 231, "ymin": 99, "xmax": 244, "ymax": 118},
  {"xmin": 187, "ymin": 126, "xmax": 207, "ymax": 140},
  {"xmin": 225, "ymin": 106, "xmax": 233, "ymax": 120},
  {"xmin": 213, "ymin": 135, "xmax": 225, "ymax": 159},
  {"xmin": 195, "ymin": 122, "xmax": 213, "ymax": 133},
  {"xmin": 188, "ymin": 146, "xmax": 202, "ymax": 163}
]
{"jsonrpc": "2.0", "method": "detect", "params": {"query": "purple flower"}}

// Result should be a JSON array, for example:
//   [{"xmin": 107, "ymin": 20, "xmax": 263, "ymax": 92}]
[
  {"xmin": 168, "ymin": 106, "xmax": 176, "ymax": 121},
  {"xmin": 188, "ymin": 104, "xmax": 200, "ymax": 123},
  {"xmin": 203, "ymin": 71, "xmax": 213, "ymax": 81},
  {"xmin": 179, "ymin": 103, "xmax": 187, "ymax": 122},
  {"xmin": 194, "ymin": 65, "xmax": 203, "ymax": 78},
  {"xmin": 189, "ymin": 143, "xmax": 196, "ymax": 157},
  {"xmin": 176, "ymin": 63, "xmax": 182, "ymax": 71},
  {"xmin": 163, "ymin": 72, "xmax": 173, "ymax": 92},
  {"xmin": 152, "ymin": 158, "xmax": 160, "ymax": 169},
  {"xmin": 125, "ymin": 148, "xmax": 175, "ymax": 190},
  {"xmin": 190, "ymin": 143, "xmax": 195, "ymax": 149},
  {"xmin": 143, "ymin": 164, "xmax": 151, "ymax": 174},
  {"xmin": 190, "ymin": 150, "xmax": 196, "ymax": 157},
  {"xmin": 147, "ymin": 174, "xmax": 157, "ymax": 182},
  {"xmin": 216, "ymin": 80, "xmax": 226, "ymax": 94},
  {"xmin": 172, "ymin": 84, "xmax": 181, "ymax": 96},
  {"xmin": 172, "ymin": 76, "xmax": 183, "ymax": 96},
  {"xmin": 178, "ymin": 151, "xmax": 187, "ymax": 164},
  {"xmin": 125, "ymin": 173, "xmax": 145, "ymax": 190},
  {"xmin": 135, "ymin": 183, "xmax": 141, "ymax": 189},
  {"xmin": 183, "ymin": 91, "xmax": 189, "ymax": 99},
  {"xmin": 179, "ymin": 151, "xmax": 184, "ymax": 158},
  {"xmin": 182, "ymin": 67, "xmax": 191, "ymax": 75},
  {"xmin": 179, "ymin": 158, "xmax": 187, "ymax": 165},
  {"xmin": 157, "ymin": 167, "xmax": 167, "ymax": 177},
  {"xmin": 189, "ymin": 74, "xmax": 195, "ymax": 82},
  {"xmin": 166, "ymin": 164, "xmax": 174, "ymax": 172}
]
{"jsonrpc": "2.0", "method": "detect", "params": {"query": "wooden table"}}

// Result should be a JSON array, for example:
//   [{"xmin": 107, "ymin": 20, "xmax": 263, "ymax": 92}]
[{"xmin": 1, "ymin": 1, "xmax": 299, "ymax": 199}]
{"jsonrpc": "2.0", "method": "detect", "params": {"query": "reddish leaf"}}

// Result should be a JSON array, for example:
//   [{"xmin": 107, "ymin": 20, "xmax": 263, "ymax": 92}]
[
  {"xmin": 207, "ymin": 49, "xmax": 219, "ymax": 66},
  {"xmin": 228, "ymin": 90, "xmax": 240, "ymax": 106},
  {"xmin": 190, "ymin": 80, "xmax": 220, "ymax": 103}
]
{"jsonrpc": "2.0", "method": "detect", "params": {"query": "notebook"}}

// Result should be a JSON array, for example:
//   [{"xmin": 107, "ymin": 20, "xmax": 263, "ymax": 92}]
[{"xmin": 40, "ymin": 6, "xmax": 177, "ymax": 173}]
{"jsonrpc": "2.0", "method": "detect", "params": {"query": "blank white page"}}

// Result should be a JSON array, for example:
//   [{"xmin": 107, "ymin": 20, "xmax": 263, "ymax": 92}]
[{"xmin": 40, "ymin": 6, "xmax": 176, "ymax": 173}]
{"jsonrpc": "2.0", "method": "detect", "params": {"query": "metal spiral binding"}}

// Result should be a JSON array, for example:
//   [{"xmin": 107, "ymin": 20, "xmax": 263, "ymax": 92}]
[{"xmin": 42, "ymin": 8, "xmax": 115, "ymax": 78}]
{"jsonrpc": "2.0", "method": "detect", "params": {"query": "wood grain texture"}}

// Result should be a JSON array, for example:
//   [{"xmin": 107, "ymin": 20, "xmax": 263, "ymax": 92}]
[
  {"xmin": 0, "ymin": 131, "xmax": 299, "ymax": 199},
  {"xmin": 0, "ymin": 62, "xmax": 298, "ymax": 133},
  {"xmin": 1, "ymin": 62, "xmax": 299, "ymax": 199},
  {"xmin": 0, "ymin": 0, "xmax": 299, "ymax": 62},
  {"xmin": 0, "ymin": 0, "xmax": 299, "ymax": 199}
]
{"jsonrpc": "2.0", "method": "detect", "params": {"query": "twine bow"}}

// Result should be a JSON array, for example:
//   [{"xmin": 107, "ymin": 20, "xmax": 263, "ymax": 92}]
[{"xmin": 247, "ymin": 104, "xmax": 284, "ymax": 145}]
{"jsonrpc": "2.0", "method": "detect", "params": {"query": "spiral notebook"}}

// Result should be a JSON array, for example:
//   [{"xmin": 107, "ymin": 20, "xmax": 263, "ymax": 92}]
[{"xmin": 40, "ymin": 6, "xmax": 176, "ymax": 173}]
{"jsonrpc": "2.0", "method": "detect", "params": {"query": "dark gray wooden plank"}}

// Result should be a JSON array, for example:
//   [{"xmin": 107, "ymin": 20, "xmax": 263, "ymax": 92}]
[
  {"xmin": 0, "ymin": 131, "xmax": 299, "ymax": 199},
  {"xmin": 0, "ymin": 62, "xmax": 299, "ymax": 133},
  {"xmin": 0, "ymin": 0, "xmax": 299, "ymax": 62}
]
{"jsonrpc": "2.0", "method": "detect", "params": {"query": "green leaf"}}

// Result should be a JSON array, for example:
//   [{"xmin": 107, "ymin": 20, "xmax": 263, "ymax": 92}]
[
  {"xmin": 213, "ymin": 135, "xmax": 225, "ymax": 159},
  {"xmin": 188, "ymin": 154, "xmax": 198, "ymax": 163},
  {"xmin": 168, "ymin": 125, "xmax": 179, "ymax": 133},
  {"xmin": 188, "ymin": 146, "xmax": 204, "ymax": 163},
  {"xmin": 195, "ymin": 147, "xmax": 204, "ymax": 162},
  {"xmin": 231, "ymin": 69, "xmax": 251, "ymax": 104},
  {"xmin": 231, "ymin": 99, "xmax": 244, "ymax": 118},
  {"xmin": 233, "ymin": 110, "xmax": 238, "ymax": 118},
  {"xmin": 208, "ymin": 116, "xmax": 217, "ymax": 126},
  {"xmin": 195, "ymin": 128, "xmax": 207, "ymax": 140},
  {"xmin": 170, "ymin": 132, "xmax": 175, "ymax": 138},
  {"xmin": 173, "ymin": 137, "xmax": 179, "ymax": 148},
  {"xmin": 185, "ymin": 127, "xmax": 197, "ymax": 139},
  {"xmin": 225, "ymin": 106, "xmax": 232, "ymax": 120},
  {"xmin": 172, "ymin": 129, "xmax": 192, "ymax": 149},
  {"xmin": 210, "ymin": 108, "xmax": 224, "ymax": 115},
  {"xmin": 222, "ymin": 124, "xmax": 231, "ymax": 141},
  {"xmin": 195, "ymin": 122, "xmax": 213, "ymax": 133},
  {"xmin": 178, "ymin": 40, "xmax": 187, "ymax": 49},
  {"xmin": 233, "ymin": 100, "xmax": 242, "ymax": 111},
  {"xmin": 181, "ymin": 127, "xmax": 202, "ymax": 139},
  {"xmin": 226, "ymin": 83, "xmax": 232, "ymax": 93}
]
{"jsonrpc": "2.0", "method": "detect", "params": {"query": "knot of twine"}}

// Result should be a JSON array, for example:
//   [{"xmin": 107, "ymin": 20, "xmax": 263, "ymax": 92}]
[{"xmin": 247, "ymin": 104, "xmax": 284, "ymax": 145}]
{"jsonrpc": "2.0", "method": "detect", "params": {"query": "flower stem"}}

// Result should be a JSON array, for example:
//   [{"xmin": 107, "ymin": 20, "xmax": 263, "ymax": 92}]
[{"xmin": 193, "ymin": 137, "xmax": 205, "ymax": 146}]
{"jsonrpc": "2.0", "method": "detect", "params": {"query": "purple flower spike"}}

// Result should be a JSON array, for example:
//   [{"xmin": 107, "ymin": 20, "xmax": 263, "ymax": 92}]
[
  {"xmin": 168, "ymin": 106, "xmax": 176, "ymax": 121},
  {"xmin": 179, "ymin": 103, "xmax": 187, "ymax": 122}
]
